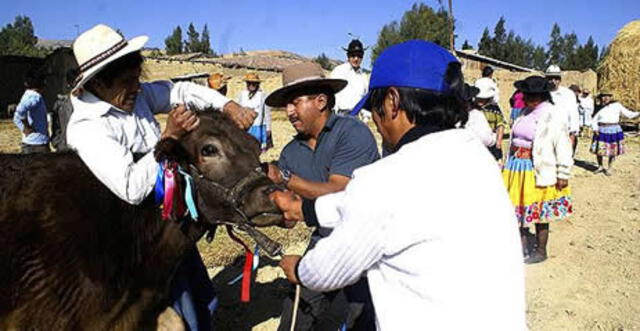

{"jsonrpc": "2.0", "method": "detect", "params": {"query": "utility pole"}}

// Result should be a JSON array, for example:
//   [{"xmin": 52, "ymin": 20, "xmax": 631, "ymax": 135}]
[{"xmin": 448, "ymin": 0, "xmax": 454, "ymax": 51}]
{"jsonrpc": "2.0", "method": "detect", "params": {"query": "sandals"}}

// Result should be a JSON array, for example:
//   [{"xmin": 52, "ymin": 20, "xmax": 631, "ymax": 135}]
[{"xmin": 524, "ymin": 252, "xmax": 547, "ymax": 264}]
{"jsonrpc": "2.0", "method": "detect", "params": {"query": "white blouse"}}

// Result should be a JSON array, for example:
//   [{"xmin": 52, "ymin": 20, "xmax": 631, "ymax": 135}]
[{"xmin": 591, "ymin": 102, "xmax": 639, "ymax": 131}]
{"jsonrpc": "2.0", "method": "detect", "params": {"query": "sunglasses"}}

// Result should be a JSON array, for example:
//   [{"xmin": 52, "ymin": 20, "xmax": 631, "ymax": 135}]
[{"xmin": 348, "ymin": 52, "xmax": 364, "ymax": 59}]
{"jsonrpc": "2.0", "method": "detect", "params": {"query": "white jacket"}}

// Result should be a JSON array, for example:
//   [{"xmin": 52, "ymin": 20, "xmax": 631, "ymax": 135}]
[
  {"xmin": 591, "ymin": 102, "xmax": 639, "ymax": 131},
  {"xmin": 551, "ymin": 86, "xmax": 580, "ymax": 134},
  {"xmin": 510, "ymin": 101, "xmax": 573, "ymax": 186},
  {"xmin": 300, "ymin": 129, "xmax": 527, "ymax": 331}
]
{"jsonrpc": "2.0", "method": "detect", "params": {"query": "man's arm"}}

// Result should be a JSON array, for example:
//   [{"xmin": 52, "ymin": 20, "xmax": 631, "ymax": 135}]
[
  {"xmin": 13, "ymin": 95, "xmax": 36, "ymax": 135},
  {"xmin": 142, "ymin": 81, "xmax": 256, "ymax": 129}
]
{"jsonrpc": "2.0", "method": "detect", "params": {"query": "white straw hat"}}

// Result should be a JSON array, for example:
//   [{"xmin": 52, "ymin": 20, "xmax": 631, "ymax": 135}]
[
  {"xmin": 474, "ymin": 77, "xmax": 496, "ymax": 99},
  {"xmin": 72, "ymin": 24, "xmax": 148, "ymax": 90}
]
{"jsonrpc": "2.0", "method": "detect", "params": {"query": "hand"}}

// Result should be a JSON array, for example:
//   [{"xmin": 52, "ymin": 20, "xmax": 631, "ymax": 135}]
[
  {"xmin": 279, "ymin": 255, "xmax": 301, "ymax": 284},
  {"xmin": 266, "ymin": 163, "xmax": 283, "ymax": 184},
  {"xmin": 223, "ymin": 101, "xmax": 256, "ymax": 130},
  {"xmin": 270, "ymin": 190, "xmax": 303, "ymax": 223},
  {"xmin": 162, "ymin": 104, "xmax": 199, "ymax": 140},
  {"xmin": 556, "ymin": 179, "xmax": 568, "ymax": 190},
  {"xmin": 23, "ymin": 126, "xmax": 34, "ymax": 136}
]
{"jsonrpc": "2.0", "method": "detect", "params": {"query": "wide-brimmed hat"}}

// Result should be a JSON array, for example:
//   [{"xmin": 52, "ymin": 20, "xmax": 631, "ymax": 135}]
[
  {"xmin": 349, "ymin": 40, "xmax": 459, "ymax": 115},
  {"xmin": 208, "ymin": 73, "xmax": 230, "ymax": 90},
  {"xmin": 544, "ymin": 64, "xmax": 562, "ymax": 77},
  {"xmin": 265, "ymin": 62, "xmax": 347, "ymax": 107},
  {"xmin": 598, "ymin": 90, "xmax": 613, "ymax": 97},
  {"xmin": 514, "ymin": 76, "xmax": 554, "ymax": 94},
  {"xmin": 244, "ymin": 73, "xmax": 261, "ymax": 83},
  {"xmin": 342, "ymin": 39, "xmax": 368, "ymax": 54},
  {"xmin": 72, "ymin": 24, "xmax": 148, "ymax": 90},
  {"xmin": 474, "ymin": 78, "xmax": 496, "ymax": 99}
]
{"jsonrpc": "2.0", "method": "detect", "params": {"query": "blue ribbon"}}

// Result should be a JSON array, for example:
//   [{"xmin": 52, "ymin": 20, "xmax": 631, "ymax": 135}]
[
  {"xmin": 178, "ymin": 167, "xmax": 199, "ymax": 221},
  {"xmin": 154, "ymin": 161, "xmax": 165, "ymax": 205}
]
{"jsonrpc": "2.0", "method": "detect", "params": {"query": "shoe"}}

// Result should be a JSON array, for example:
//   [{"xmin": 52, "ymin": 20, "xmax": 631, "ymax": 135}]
[
  {"xmin": 594, "ymin": 167, "xmax": 605, "ymax": 174},
  {"xmin": 524, "ymin": 252, "xmax": 547, "ymax": 264},
  {"xmin": 604, "ymin": 169, "xmax": 613, "ymax": 176}
]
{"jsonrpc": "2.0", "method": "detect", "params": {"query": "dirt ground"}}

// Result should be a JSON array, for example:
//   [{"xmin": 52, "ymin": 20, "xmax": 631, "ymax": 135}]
[{"xmin": 1, "ymin": 112, "xmax": 638, "ymax": 331}]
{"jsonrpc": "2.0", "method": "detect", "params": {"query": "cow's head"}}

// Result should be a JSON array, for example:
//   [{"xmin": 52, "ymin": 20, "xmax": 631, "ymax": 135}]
[{"xmin": 154, "ymin": 111, "xmax": 284, "ymax": 231}]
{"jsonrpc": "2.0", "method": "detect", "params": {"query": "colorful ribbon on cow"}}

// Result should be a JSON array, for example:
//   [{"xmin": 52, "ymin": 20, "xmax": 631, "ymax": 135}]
[
  {"xmin": 162, "ymin": 162, "xmax": 176, "ymax": 221},
  {"xmin": 155, "ymin": 161, "xmax": 165, "ymax": 205},
  {"xmin": 178, "ymin": 167, "xmax": 199, "ymax": 221}
]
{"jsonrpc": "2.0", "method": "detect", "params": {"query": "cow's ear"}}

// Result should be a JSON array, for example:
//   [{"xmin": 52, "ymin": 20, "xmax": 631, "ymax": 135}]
[{"xmin": 154, "ymin": 138, "xmax": 189, "ymax": 163}]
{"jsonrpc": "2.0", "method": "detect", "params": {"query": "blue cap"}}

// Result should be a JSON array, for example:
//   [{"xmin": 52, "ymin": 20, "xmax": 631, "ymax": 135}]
[{"xmin": 350, "ymin": 40, "xmax": 459, "ymax": 115}]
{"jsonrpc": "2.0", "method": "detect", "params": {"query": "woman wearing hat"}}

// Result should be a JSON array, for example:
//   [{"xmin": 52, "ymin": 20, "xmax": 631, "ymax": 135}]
[
  {"xmin": 66, "ymin": 24, "xmax": 256, "ymax": 330},
  {"xmin": 238, "ymin": 73, "xmax": 272, "ymax": 151},
  {"xmin": 590, "ymin": 91, "xmax": 639, "ymax": 175},
  {"xmin": 503, "ymin": 76, "xmax": 574, "ymax": 264}
]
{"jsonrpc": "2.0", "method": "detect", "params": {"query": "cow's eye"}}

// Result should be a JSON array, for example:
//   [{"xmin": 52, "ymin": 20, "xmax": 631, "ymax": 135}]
[{"xmin": 201, "ymin": 144, "xmax": 219, "ymax": 156}]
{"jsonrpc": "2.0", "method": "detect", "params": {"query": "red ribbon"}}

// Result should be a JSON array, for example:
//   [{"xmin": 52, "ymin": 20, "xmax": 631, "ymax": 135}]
[
  {"xmin": 162, "ymin": 164, "xmax": 175, "ymax": 221},
  {"xmin": 241, "ymin": 250, "xmax": 253, "ymax": 302}
]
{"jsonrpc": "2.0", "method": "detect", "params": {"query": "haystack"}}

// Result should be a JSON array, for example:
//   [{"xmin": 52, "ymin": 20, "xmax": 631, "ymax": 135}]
[{"xmin": 598, "ymin": 20, "xmax": 640, "ymax": 110}]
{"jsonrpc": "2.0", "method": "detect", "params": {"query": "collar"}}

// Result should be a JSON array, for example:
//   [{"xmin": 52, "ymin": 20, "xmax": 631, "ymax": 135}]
[
  {"xmin": 393, "ymin": 124, "xmax": 443, "ymax": 153},
  {"xmin": 71, "ymin": 90, "xmax": 130, "ymax": 120}
]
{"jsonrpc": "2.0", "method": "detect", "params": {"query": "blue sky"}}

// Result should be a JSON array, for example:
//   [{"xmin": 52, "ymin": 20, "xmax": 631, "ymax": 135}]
[{"xmin": 2, "ymin": 0, "xmax": 638, "ymax": 68}]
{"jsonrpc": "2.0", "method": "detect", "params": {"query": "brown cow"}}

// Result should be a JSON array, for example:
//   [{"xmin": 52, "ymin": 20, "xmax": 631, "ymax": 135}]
[{"xmin": 0, "ymin": 111, "xmax": 283, "ymax": 330}]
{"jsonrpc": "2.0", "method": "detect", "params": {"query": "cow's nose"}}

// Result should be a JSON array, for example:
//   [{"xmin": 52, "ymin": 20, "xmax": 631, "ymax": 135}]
[{"xmin": 263, "ymin": 185, "xmax": 282, "ymax": 196}]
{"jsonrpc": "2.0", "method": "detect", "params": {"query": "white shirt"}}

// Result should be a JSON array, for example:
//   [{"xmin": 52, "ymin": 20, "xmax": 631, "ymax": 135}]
[
  {"xmin": 591, "ymin": 102, "xmax": 640, "ymax": 131},
  {"xmin": 578, "ymin": 95, "xmax": 594, "ymax": 125},
  {"xmin": 330, "ymin": 62, "xmax": 369, "ymax": 111},
  {"xmin": 299, "ymin": 129, "xmax": 527, "ymax": 331},
  {"xmin": 465, "ymin": 109, "xmax": 496, "ymax": 147},
  {"xmin": 67, "ymin": 81, "xmax": 230, "ymax": 205},
  {"xmin": 551, "ymin": 86, "xmax": 580, "ymax": 134},
  {"xmin": 238, "ymin": 89, "xmax": 271, "ymax": 131}
]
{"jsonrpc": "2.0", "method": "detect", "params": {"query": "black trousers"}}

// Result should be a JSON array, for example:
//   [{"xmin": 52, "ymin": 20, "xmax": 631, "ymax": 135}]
[
  {"xmin": 21, "ymin": 143, "xmax": 50, "ymax": 154},
  {"xmin": 277, "ymin": 277, "xmax": 376, "ymax": 331}
]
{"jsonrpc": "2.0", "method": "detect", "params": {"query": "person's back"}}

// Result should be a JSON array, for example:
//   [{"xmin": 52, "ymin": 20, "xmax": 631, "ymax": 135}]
[{"xmin": 329, "ymin": 128, "xmax": 525, "ymax": 329}]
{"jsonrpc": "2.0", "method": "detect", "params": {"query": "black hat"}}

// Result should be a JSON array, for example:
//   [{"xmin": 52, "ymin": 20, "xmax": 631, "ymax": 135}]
[
  {"xmin": 514, "ymin": 76, "xmax": 553, "ymax": 94},
  {"xmin": 343, "ymin": 39, "xmax": 368, "ymax": 53},
  {"xmin": 462, "ymin": 83, "xmax": 480, "ymax": 102}
]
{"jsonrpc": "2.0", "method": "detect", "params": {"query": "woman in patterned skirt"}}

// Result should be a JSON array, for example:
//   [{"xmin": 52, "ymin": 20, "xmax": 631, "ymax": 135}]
[
  {"xmin": 503, "ymin": 76, "xmax": 574, "ymax": 264},
  {"xmin": 590, "ymin": 91, "xmax": 639, "ymax": 176}
]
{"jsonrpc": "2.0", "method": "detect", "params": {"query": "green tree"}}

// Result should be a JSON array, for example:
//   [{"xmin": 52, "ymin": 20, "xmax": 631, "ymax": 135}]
[
  {"xmin": 477, "ymin": 27, "xmax": 493, "ymax": 56},
  {"xmin": 313, "ymin": 53, "xmax": 335, "ymax": 70},
  {"xmin": 560, "ymin": 32, "xmax": 578, "ymax": 69},
  {"xmin": 461, "ymin": 39, "xmax": 472, "ymax": 50},
  {"xmin": 0, "ymin": 15, "xmax": 46, "ymax": 57},
  {"xmin": 492, "ymin": 17, "xmax": 507, "ymax": 59},
  {"xmin": 546, "ymin": 23, "xmax": 563, "ymax": 67},
  {"xmin": 371, "ymin": 3, "xmax": 453, "ymax": 63},
  {"xmin": 531, "ymin": 46, "xmax": 547, "ymax": 70},
  {"xmin": 184, "ymin": 23, "xmax": 200, "ymax": 53},
  {"xmin": 200, "ymin": 24, "xmax": 213, "ymax": 55},
  {"xmin": 164, "ymin": 26, "xmax": 183, "ymax": 55}
]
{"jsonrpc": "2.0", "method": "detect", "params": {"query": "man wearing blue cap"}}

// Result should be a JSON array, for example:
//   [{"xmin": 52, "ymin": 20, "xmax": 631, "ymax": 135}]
[{"xmin": 273, "ymin": 40, "xmax": 526, "ymax": 330}]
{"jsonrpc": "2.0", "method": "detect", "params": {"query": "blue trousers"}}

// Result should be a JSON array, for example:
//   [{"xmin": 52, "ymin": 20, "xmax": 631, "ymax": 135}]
[{"xmin": 170, "ymin": 247, "xmax": 218, "ymax": 331}]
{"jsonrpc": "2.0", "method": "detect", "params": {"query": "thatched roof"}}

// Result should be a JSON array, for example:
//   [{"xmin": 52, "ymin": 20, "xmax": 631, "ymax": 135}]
[{"xmin": 598, "ymin": 20, "xmax": 640, "ymax": 110}]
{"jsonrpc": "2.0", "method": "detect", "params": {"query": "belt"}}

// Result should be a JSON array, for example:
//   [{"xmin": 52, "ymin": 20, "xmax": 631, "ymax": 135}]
[
  {"xmin": 510, "ymin": 146, "xmax": 532, "ymax": 159},
  {"xmin": 598, "ymin": 123, "xmax": 618, "ymax": 127}
]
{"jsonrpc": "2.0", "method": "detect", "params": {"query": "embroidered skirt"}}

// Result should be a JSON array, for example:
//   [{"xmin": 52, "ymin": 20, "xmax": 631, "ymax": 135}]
[
  {"xmin": 590, "ymin": 124, "xmax": 624, "ymax": 156},
  {"xmin": 502, "ymin": 146, "xmax": 573, "ymax": 227}
]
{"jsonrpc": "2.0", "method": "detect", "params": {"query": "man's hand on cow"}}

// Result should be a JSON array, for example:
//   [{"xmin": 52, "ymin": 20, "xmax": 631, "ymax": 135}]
[
  {"xmin": 223, "ymin": 101, "xmax": 256, "ymax": 130},
  {"xmin": 162, "ymin": 104, "xmax": 200, "ymax": 140},
  {"xmin": 270, "ymin": 190, "xmax": 303, "ymax": 224},
  {"xmin": 279, "ymin": 255, "xmax": 301, "ymax": 285}
]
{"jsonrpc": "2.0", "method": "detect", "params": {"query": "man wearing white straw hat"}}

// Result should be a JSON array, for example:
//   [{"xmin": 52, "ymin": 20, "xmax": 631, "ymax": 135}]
[{"xmin": 66, "ymin": 24, "xmax": 256, "ymax": 330}]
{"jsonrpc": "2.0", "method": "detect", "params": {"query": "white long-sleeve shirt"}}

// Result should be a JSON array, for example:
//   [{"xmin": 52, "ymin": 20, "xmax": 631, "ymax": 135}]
[
  {"xmin": 238, "ymin": 89, "xmax": 271, "ymax": 131},
  {"xmin": 67, "ymin": 81, "xmax": 230, "ymax": 205},
  {"xmin": 551, "ymin": 86, "xmax": 580, "ymax": 134},
  {"xmin": 465, "ymin": 108, "xmax": 496, "ymax": 147},
  {"xmin": 591, "ymin": 102, "xmax": 639, "ymax": 131},
  {"xmin": 299, "ymin": 129, "xmax": 527, "ymax": 331},
  {"xmin": 330, "ymin": 62, "xmax": 368, "ymax": 111},
  {"xmin": 579, "ymin": 95, "xmax": 595, "ymax": 126}
]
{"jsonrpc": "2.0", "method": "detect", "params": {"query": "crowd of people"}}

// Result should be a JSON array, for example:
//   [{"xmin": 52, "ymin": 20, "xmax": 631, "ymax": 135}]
[{"xmin": 8, "ymin": 23, "xmax": 640, "ymax": 330}]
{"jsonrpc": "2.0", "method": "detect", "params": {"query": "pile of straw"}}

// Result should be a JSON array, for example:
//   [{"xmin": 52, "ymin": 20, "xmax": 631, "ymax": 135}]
[{"xmin": 598, "ymin": 20, "xmax": 640, "ymax": 111}]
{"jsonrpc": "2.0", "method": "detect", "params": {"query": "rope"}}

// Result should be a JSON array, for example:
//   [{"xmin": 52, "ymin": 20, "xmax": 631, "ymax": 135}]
[{"xmin": 290, "ymin": 284, "xmax": 301, "ymax": 331}]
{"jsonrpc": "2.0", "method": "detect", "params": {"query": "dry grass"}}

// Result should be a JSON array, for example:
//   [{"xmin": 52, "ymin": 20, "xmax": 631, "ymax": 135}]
[{"xmin": 598, "ymin": 20, "xmax": 640, "ymax": 111}]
